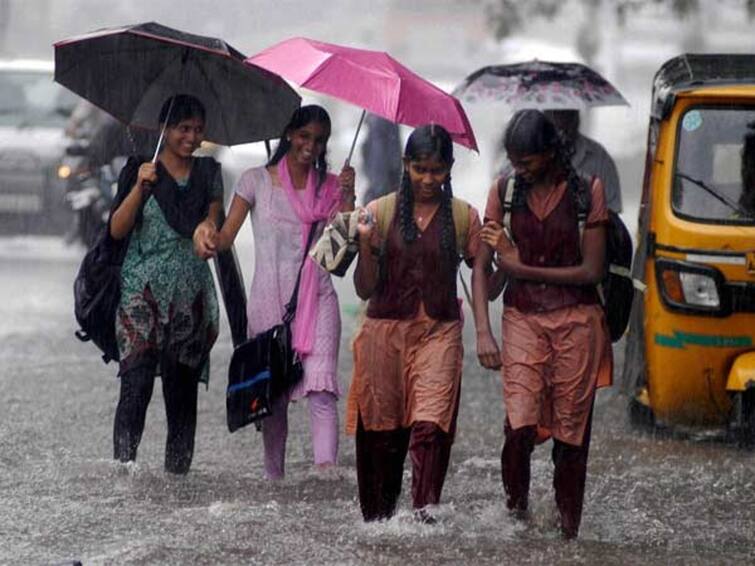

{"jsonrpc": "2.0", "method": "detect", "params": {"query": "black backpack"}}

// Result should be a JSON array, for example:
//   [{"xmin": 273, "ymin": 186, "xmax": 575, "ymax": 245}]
[
  {"xmin": 499, "ymin": 175, "xmax": 635, "ymax": 342},
  {"xmin": 73, "ymin": 226, "xmax": 129, "ymax": 363}
]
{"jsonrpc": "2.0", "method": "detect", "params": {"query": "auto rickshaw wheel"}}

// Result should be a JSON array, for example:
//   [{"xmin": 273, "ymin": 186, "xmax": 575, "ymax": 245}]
[
  {"xmin": 628, "ymin": 396, "xmax": 656, "ymax": 431},
  {"xmin": 732, "ymin": 390, "xmax": 755, "ymax": 449}
]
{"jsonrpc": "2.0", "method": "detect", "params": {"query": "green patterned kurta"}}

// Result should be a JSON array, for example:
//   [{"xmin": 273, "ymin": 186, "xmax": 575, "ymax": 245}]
[{"xmin": 116, "ymin": 179, "xmax": 220, "ymax": 383}]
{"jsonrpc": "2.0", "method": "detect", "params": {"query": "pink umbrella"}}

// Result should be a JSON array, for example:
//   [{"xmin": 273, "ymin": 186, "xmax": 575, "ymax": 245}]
[{"xmin": 246, "ymin": 37, "xmax": 478, "ymax": 160}]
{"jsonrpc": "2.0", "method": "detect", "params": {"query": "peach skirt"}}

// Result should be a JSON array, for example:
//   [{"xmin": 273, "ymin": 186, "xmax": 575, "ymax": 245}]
[
  {"xmin": 346, "ymin": 306, "xmax": 463, "ymax": 435},
  {"xmin": 501, "ymin": 303, "xmax": 612, "ymax": 446}
]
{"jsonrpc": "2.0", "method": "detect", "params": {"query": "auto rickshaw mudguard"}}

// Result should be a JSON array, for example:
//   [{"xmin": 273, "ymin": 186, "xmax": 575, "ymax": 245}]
[{"xmin": 726, "ymin": 352, "xmax": 755, "ymax": 392}]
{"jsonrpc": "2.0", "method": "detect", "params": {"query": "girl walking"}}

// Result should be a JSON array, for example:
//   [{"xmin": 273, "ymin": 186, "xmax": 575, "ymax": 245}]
[
  {"xmin": 347, "ymin": 124, "xmax": 481, "ymax": 522},
  {"xmin": 110, "ymin": 94, "xmax": 222, "ymax": 474},
  {"xmin": 472, "ymin": 109, "xmax": 613, "ymax": 538},
  {"xmin": 195, "ymin": 105, "xmax": 355, "ymax": 478}
]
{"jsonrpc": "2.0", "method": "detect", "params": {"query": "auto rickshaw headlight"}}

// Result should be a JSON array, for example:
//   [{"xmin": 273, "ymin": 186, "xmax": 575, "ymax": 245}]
[
  {"xmin": 679, "ymin": 272, "xmax": 720, "ymax": 308},
  {"xmin": 656, "ymin": 259, "xmax": 728, "ymax": 316}
]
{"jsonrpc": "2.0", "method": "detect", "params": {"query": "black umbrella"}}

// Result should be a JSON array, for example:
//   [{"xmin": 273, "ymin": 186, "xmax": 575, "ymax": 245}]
[{"xmin": 54, "ymin": 22, "xmax": 300, "ymax": 147}]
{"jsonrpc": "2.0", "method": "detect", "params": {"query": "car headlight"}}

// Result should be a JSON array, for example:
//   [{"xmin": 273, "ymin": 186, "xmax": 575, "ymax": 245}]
[
  {"xmin": 57, "ymin": 164, "xmax": 72, "ymax": 179},
  {"xmin": 656, "ymin": 258, "xmax": 729, "ymax": 316}
]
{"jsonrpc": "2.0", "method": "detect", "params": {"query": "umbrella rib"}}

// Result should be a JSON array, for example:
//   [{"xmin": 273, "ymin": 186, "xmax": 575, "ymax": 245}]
[{"xmin": 193, "ymin": 54, "xmax": 234, "ymax": 144}]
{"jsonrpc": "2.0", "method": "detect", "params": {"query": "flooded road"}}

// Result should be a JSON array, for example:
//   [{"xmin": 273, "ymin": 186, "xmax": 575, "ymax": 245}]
[{"xmin": 1, "ymin": 237, "xmax": 753, "ymax": 565}]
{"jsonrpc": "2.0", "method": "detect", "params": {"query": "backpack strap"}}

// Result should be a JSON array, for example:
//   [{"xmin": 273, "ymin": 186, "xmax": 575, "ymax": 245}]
[
  {"xmin": 497, "ymin": 175, "xmax": 516, "ymax": 243},
  {"xmin": 450, "ymin": 196, "xmax": 470, "ymax": 257},
  {"xmin": 572, "ymin": 175, "xmax": 593, "ymax": 243},
  {"xmin": 375, "ymin": 192, "xmax": 397, "ymax": 243}
]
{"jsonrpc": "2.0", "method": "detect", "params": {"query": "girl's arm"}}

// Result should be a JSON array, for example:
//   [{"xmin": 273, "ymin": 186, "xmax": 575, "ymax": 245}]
[
  {"xmin": 193, "ymin": 194, "xmax": 250, "ymax": 258},
  {"xmin": 496, "ymin": 224, "xmax": 607, "ymax": 285},
  {"xmin": 472, "ymin": 241, "xmax": 502, "ymax": 370},
  {"xmin": 353, "ymin": 208, "xmax": 380, "ymax": 300},
  {"xmin": 487, "ymin": 260, "xmax": 508, "ymax": 301},
  {"xmin": 215, "ymin": 195, "xmax": 250, "ymax": 252},
  {"xmin": 110, "ymin": 162, "xmax": 156, "ymax": 240}
]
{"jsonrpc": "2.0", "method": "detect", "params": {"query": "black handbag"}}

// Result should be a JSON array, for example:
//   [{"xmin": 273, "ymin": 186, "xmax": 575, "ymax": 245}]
[{"xmin": 226, "ymin": 223, "xmax": 318, "ymax": 433}]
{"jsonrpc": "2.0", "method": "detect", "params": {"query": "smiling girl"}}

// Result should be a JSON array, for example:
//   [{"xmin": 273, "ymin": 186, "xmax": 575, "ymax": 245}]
[
  {"xmin": 109, "ymin": 94, "xmax": 222, "ymax": 474},
  {"xmin": 346, "ymin": 124, "xmax": 481, "ymax": 523},
  {"xmin": 198, "ymin": 105, "xmax": 355, "ymax": 479}
]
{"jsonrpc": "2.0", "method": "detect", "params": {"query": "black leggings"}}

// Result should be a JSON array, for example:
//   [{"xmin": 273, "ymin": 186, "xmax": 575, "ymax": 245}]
[{"xmin": 113, "ymin": 361, "xmax": 199, "ymax": 474}]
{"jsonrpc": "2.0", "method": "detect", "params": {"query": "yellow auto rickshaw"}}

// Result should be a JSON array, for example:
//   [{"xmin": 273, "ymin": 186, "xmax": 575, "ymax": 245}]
[{"xmin": 622, "ymin": 54, "xmax": 755, "ymax": 446}]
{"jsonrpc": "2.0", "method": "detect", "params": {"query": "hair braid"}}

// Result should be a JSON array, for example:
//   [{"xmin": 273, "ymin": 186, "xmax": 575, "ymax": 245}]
[
  {"xmin": 554, "ymin": 129, "xmax": 581, "ymax": 200},
  {"xmin": 398, "ymin": 170, "xmax": 418, "ymax": 243},
  {"xmin": 439, "ymin": 175, "xmax": 457, "ymax": 261}
]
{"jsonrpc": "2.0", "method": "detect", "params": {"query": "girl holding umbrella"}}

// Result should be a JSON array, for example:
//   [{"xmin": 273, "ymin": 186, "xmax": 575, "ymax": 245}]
[
  {"xmin": 347, "ymin": 124, "xmax": 481, "ymax": 523},
  {"xmin": 109, "ymin": 94, "xmax": 223, "ymax": 474},
  {"xmin": 195, "ymin": 105, "xmax": 355, "ymax": 478},
  {"xmin": 472, "ymin": 109, "xmax": 613, "ymax": 538}
]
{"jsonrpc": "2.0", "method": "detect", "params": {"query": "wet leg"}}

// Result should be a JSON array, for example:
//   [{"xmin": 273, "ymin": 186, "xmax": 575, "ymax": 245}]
[
  {"xmin": 501, "ymin": 418, "xmax": 537, "ymax": 518},
  {"xmin": 261, "ymin": 392, "xmax": 290, "ymax": 479},
  {"xmin": 162, "ymin": 363, "xmax": 199, "ymax": 475},
  {"xmin": 409, "ymin": 421, "xmax": 453, "ymax": 516},
  {"xmin": 552, "ymin": 407, "xmax": 594, "ymax": 539},
  {"xmin": 355, "ymin": 415, "xmax": 410, "ymax": 521},
  {"xmin": 307, "ymin": 391, "xmax": 339, "ymax": 466},
  {"xmin": 113, "ymin": 364, "xmax": 156, "ymax": 463}
]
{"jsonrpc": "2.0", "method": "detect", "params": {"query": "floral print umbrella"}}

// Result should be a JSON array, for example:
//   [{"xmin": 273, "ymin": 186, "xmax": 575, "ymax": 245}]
[{"xmin": 452, "ymin": 60, "xmax": 629, "ymax": 110}]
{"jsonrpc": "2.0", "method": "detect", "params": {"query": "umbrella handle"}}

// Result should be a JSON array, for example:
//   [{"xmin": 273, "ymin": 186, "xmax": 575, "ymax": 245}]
[
  {"xmin": 151, "ymin": 122, "xmax": 167, "ymax": 163},
  {"xmin": 345, "ymin": 109, "xmax": 367, "ymax": 168},
  {"xmin": 152, "ymin": 95, "xmax": 176, "ymax": 163}
]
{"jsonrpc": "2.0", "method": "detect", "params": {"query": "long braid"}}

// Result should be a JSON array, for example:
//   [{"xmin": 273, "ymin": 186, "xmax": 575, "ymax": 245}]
[
  {"xmin": 315, "ymin": 146, "xmax": 328, "ymax": 193},
  {"xmin": 398, "ymin": 169, "xmax": 418, "ymax": 243},
  {"xmin": 439, "ymin": 175, "xmax": 456, "ymax": 262},
  {"xmin": 554, "ymin": 129, "xmax": 581, "ymax": 202}
]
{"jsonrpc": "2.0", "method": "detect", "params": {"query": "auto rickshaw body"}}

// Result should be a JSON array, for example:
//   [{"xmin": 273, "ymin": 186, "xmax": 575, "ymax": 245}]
[{"xmin": 623, "ymin": 54, "xmax": 755, "ymax": 443}]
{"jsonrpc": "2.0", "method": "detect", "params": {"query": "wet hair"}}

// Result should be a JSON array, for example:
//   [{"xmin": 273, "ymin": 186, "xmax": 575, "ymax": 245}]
[
  {"xmin": 503, "ymin": 109, "xmax": 580, "ymax": 201},
  {"xmin": 740, "ymin": 122, "xmax": 755, "ymax": 215},
  {"xmin": 268, "ymin": 105, "xmax": 331, "ymax": 189},
  {"xmin": 544, "ymin": 109, "xmax": 580, "ymax": 141},
  {"xmin": 158, "ymin": 94, "xmax": 206, "ymax": 127},
  {"xmin": 399, "ymin": 124, "xmax": 456, "ymax": 259}
]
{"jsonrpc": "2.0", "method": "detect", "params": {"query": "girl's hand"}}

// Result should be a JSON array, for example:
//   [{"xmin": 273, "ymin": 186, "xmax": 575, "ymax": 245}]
[
  {"xmin": 193, "ymin": 219, "xmax": 218, "ymax": 260},
  {"xmin": 355, "ymin": 206, "xmax": 374, "ymax": 240},
  {"xmin": 481, "ymin": 221, "xmax": 520, "ymax": 274},
  {"xmin": 338, "ymin": 164, "xmax": 356, "ymax": 194},
  {"xmin": 480, "ymin": 220, "xmax": 506, "ymax": 250},
  {"xmin": 135, "ymin": 162, "xmax": 158, "ymax": 195},
  {"xmin": 476, "ymin": 331, "xmax": 502, "ymax": 370}
]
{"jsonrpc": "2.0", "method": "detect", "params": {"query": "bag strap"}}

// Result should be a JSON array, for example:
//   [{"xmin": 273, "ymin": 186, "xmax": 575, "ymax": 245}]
[
  {"xmin": 450, "ymin": 197, "xmax": 470, "ymax": 257},
  {"xmin": 497, "ymin": 175, "xmax": 516, "ymax": 243},
  {"xmin": 571, "ymin": 175, "xmax": 592, "ymax": 243},
  {"xmin": 376, "ymin": 192, "xmax": 397, "ymax": 242},
  {"xmin": 283, "ymin": 222, "xmax": 320, "ymax": 323}
]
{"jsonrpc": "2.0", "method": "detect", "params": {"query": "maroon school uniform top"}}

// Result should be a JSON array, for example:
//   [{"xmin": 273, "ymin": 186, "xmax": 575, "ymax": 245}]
[
  {"xmin": 484, "ymin": 176, "xmax": 609, "ymax": 313},
  {"xmin": 367, "ymin": 200, "xmax": 481, "ymax": 321}
]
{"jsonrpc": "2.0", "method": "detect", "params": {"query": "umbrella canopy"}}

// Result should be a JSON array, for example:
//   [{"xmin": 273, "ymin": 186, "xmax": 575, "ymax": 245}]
[
  {"xmin": 246, "ymin": 37, "xmax": 477, "ymax": 151},
  {"xmin": 54, "ymin": 22, "xmax": 300, "ymax": 146},
  {"xmin": 453, "ymin": 60, "xmax": 629, "ymax": 110}
]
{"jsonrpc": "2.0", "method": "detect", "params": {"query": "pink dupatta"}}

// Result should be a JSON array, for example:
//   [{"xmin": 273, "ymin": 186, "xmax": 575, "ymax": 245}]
[{"xmin": 277, "ymin": 158, "xmax": 340, "ymax": 356}]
